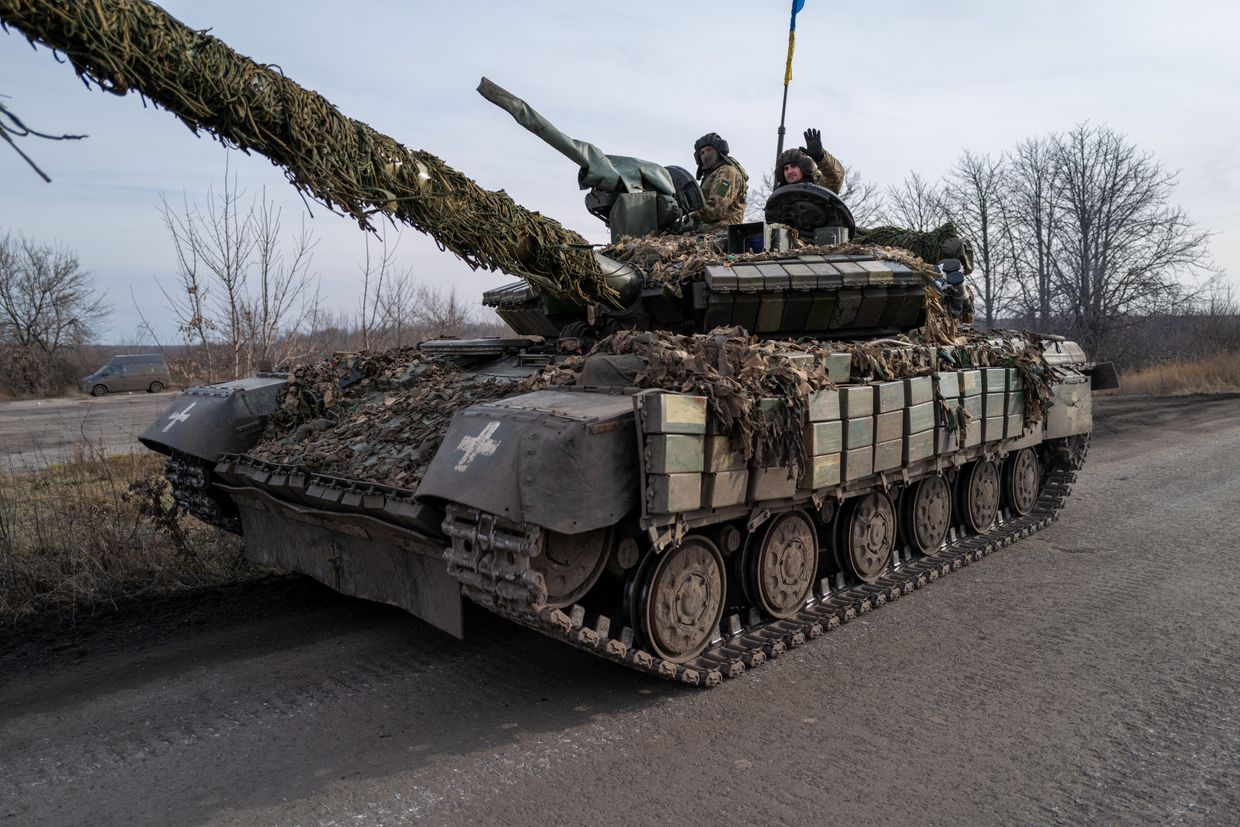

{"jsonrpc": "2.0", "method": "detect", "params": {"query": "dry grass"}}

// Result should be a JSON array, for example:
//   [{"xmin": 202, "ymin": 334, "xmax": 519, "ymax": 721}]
[
  {"xmin": 1115, "ymin": 351, "xmax": 1240, "ymax": 396},
  {"xmin": 0, "ymin": 451, "xmax": 255, "ymax": 623}
]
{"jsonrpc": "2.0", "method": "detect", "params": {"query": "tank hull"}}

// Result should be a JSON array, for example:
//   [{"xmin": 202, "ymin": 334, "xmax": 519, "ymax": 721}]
[{"xmin": 169, "ymin": 334, "xmax": 1100, "ymax": 683}]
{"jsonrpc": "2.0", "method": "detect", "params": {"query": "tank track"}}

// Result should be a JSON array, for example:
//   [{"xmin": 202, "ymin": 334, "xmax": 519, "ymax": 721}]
[
  {"xmin": 474, "ymin": 439, "xmax": 1088, "ymax": 687},
  {"xmin": 164, "ymin": 451, "xmax": 242, "ymax": 534}
]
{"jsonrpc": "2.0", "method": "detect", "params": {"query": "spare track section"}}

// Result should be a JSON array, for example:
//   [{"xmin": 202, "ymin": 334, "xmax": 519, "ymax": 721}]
[{"xmin": 488, "ymin": 449, "xmax": 1084, "ymax": 687}]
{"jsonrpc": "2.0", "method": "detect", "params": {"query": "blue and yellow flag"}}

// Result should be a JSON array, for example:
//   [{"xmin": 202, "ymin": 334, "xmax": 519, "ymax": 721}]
[{"xmin": 784, "ymin": 0, "xmax": 806, "ymax": 86}]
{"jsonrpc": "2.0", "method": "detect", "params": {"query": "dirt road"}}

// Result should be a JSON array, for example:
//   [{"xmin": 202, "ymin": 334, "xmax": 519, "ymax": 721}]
[
  {"xmin": 0, "ymin": 391, "xmax": 179, "ymax": 471},
  {"xmin": 2, "ymin": 394, "xmax": 1238, "ymax": 825}
]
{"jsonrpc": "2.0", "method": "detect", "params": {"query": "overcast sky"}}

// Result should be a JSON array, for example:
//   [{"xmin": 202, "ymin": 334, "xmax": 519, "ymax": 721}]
[{"xmin": 1, "ymin": 0, "xmax": 1235, "ymax": 343}]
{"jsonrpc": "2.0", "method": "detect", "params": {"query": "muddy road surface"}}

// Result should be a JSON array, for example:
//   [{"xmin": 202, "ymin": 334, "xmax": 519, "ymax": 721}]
[
  {"xmin": 2, "ymin": 394, "xmax": 1238, "ymax": 825},
  {"xmin": 0, "ymin": 391, "xmax": 179, "ymax": 472}
]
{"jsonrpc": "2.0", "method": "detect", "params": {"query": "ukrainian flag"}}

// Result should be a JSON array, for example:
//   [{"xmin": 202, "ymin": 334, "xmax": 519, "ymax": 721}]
[{"xmin": 785, "ymin": 0, "xmax": 806, "ymax": 86}]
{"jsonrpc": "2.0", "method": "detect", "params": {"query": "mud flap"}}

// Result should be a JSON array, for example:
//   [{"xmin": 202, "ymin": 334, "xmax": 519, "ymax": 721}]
[{"xmin": 227, "ymin": 487, "xmax": 463, "ymax": 638}]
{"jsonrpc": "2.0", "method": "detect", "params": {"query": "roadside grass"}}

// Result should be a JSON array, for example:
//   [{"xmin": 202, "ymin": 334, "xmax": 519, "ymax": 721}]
[
  {"xmin": 0, "ymin": 449, "xmax": 256, "ymax": 624},
  {"xmin": 1114, "ymin": 352, "xmax": 1240, "ymax": 396}
]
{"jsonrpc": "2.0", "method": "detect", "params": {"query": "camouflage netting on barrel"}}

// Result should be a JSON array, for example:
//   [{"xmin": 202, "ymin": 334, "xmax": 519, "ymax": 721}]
[{"xmin": 0, "ymin": 0, "xmax": 612, "ymax": 305}]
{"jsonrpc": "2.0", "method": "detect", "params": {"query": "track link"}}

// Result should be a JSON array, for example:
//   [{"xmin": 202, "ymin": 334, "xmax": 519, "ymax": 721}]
[
  {"xmin": 491, "ymin": 444, "xmax": 1085, "ymax": 687},
  {"xmin": 165, "ymin": 451, "xmax": 242, "ymax": 533}
]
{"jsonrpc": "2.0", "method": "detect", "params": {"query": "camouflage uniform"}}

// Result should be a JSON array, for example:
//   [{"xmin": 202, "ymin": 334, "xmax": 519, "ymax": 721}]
[
  {"xmin": 696, "ymin": 159, "xmax": 749, "ymax": 228},
  {"xmin": 775, "ymin": 147, "xmax": 846, "ymax": 193},
  {"xmin": 812, "ymin": 148, "xmax": 846, "ymax": 193}
]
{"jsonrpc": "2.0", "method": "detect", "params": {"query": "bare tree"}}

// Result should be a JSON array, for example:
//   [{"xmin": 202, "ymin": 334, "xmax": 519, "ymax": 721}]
[
  {"xmin": 881, "ymin": 172, "xmax": 944, "ymax": 232},
  {"xmin": 158, "ymin": 190, "xmax": 218, "ymax": 380},
  {"xmin": 0, "ymin": 234, "xmax": 108, "ymax": 394},
  {"xmin": 377, "ymin": 256, "xmax": 419, "ymax": 348},
  {"xmin": 157, "ymin": 164, "xmax": 319, "ymax": 381},
  {"xmin": 839, "ymin": 170, "xmax": 885, "ymax": 229},
  {"xmin": 0, "ymin": 97, "xmax": 87, "ymax": 183},
  {"xmin": 414, "ymin": 283, "xmax": 472, "ymax": 336},
  {"xmin": 246, "ymin": 191, "xmax": 320, "ymax": 369},
  {"xmin": 941, "ymin": 150, "xmax": 1007, "ymax": 326},
  {"xmin": 743, "ymin": 172, "xmax": 775, "ymax": 223},
  {"xmin": 356, "ymin": 225, "xmax": 402, "ymax": 350},
  {"xmin": 1048, "ymin": 123, "xmax": 1214, "ymax": 353},
  {"xmin": 999, "ymin": 135, "xmax": 1061, "ymax": 326}
]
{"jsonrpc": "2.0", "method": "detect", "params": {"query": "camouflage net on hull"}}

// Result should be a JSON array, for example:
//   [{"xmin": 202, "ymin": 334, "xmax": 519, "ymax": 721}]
[
  {"xmin": 582, "ymin": 327, "xmax": 1055, "ymax": 479},
  {"xmin": 246, "ymin": 349, "xmax": 577, "ymax": 489},
  {"xmin": 0, "ymin": 0, "xmax": 611, "ymax": 305},
  {"xmin": 245, "ymin": 328, "xmax": 1054, "ymax": 493}
]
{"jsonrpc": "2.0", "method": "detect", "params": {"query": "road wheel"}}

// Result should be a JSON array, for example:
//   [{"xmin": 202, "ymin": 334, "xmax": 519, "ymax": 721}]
[
  {"xmin": 838, "ymin": 492, "xmax": 896, "ymax": 583},
  {"xmin": 742, "ymin": 510, "xmax": 817, "ymax": 619},
  {"xmin": 638, "ymin": 535, "xmax": 726, "ymax": 663},
  {"xmin": 1003, "ymin": 448, "xmax": 1040, "ymax": 516},
  {"xmin": 899, "ymin": 475, "xmax": 952, "ymax": 555},
  {"xmin": 91, "ymin": 384, "xmax": 108, "ymax": 397},
  {"xmin": 956, "ymin": 460, "xmax": 1000, "ymax": 533},
  {"xmin": 148, "ymin": 381, "xmax": 165, "ymax": 393},
  {"xmin": 534, "ymin": 527, "xmax": 610, "ymax": 609}
]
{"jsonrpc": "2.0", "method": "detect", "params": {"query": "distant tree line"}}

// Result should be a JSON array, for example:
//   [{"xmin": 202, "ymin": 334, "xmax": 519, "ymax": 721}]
[
  {"xmin": 2, "ymin": 123, "xmax": 1225, "ymax": 397},
  {"xmin": 750, "ymin": 122, "xmax": 1219, "ymax": 359}
]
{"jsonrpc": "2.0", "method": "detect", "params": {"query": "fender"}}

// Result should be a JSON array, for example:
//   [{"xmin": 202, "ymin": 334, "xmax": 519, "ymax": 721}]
[
  {"xmin": 416, "ymin": 389, "xmax": 638, "ymax": 535},
  {"xmin": 140, "ymin": 375, "xmax": 287, "ymax": 461}
]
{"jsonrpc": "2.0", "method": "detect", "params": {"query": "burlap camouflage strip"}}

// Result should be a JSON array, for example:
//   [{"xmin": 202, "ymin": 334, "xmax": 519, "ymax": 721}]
[
  {"xmin": 243, "ymin": 323, "xmax": 1055, "ymax": 491},
  {"xmin": 850, "ymin": 223, "xmax": 964, "ymax": 268}
]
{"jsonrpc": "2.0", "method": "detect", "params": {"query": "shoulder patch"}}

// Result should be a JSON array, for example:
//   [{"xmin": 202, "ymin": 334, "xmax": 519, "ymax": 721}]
[{"xmin": 715, "ymin": 180, "xmax": 731, "ymax": 197}]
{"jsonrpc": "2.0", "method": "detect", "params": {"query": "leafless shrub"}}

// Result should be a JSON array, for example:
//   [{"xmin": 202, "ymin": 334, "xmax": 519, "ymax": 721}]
[{"xmin": 0, "ymin": 450, "xmax": 251, "ymax": 623}]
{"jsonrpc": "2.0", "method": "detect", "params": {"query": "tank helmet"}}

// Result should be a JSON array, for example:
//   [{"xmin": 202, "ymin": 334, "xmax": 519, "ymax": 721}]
[
  {"xmin": 694, "ymin": 132, "xmax": 730, "ymax": 159},
  {"xmin": 775, "ymin": 148, "xmax": 815, "ymax": 186}
]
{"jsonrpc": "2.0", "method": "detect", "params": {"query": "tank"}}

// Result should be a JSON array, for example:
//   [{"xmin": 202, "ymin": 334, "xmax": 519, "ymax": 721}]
[{"xmin": 7, "ymin": 1, "xmax": 1118, "ymax": 685}]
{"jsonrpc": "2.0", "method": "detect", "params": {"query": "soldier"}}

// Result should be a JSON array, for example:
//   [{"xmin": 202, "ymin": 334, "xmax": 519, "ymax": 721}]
[
  {"xmin": 692, "ymin": 132, "xmax": 748, "ymax": 229},
  {"xmin": 774, "ymin": 128, "xmax": 845, "ymax": 193}
]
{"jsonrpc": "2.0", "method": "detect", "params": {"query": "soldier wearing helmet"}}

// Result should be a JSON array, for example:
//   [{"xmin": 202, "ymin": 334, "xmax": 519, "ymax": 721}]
[
  {"xmin": 691, "ymin": 132, "xmax": 749, "ymax": 229},
  {"xmin": 774, "ymin": 128, "xmax": 845, "ymax": 193}
]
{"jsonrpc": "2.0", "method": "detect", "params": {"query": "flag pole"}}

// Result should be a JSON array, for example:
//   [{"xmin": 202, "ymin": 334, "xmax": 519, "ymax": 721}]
[
  {"xmin": 775, "ymin": 82, "xmax": 791, "ymax": 161},
  {"xmin": 775, "ymin": 0, "xmax": 804, "ymax": 164}
]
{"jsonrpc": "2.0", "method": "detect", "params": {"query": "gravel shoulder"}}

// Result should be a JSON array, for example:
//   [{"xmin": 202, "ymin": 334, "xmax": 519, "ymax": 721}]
[{"xmin": 2, "ymin": 393, "xmax": 1238, "ymax": 826}]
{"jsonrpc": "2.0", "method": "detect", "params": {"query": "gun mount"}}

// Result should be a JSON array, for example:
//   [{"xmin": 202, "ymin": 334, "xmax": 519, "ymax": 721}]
[{"xmin": 479, "ymin": 78, "xmax": 703, "ymax": 242}]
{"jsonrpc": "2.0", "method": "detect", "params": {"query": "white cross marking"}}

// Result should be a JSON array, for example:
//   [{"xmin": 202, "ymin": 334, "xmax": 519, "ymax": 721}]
[
  {"xmin": 162, "ymin": 401, "xmax": 198, "ymax": 433},
  {"xmin": 454, "ymin": 422, "xmax": 501, "ymax": 471}
]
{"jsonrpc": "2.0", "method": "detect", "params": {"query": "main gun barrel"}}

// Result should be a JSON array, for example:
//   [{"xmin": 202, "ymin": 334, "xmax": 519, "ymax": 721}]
[{"xmin": 0, "ymin": 0, "xmax": 614, "ymax": 305}]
